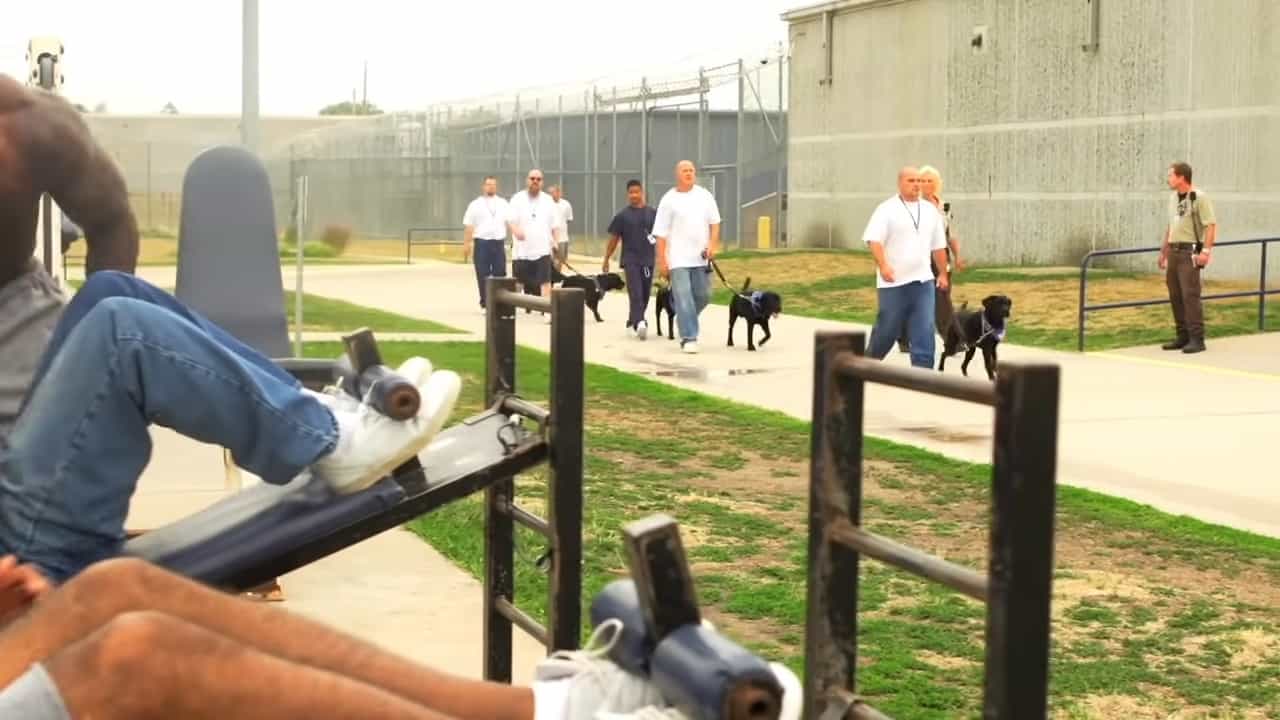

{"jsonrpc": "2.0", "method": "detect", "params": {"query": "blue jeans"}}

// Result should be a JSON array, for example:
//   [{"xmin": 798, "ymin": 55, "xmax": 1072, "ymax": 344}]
[
  {"xmin": 0, "ymin": 273, "xmax": 336, "ymax": 581},
  {"xmin": 472, "ymin": 238, "xmax": 506, "ymax": 308},
  {"xmin": 868, "ymin": 280, "xmax": 937, "ymax": 369},
  {"xmin": 669, "ymin": 266, "xmax": 711, "ymax": 342}
]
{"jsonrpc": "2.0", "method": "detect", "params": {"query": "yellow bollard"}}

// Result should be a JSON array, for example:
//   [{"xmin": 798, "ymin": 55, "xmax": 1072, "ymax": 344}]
[{"xmin": 758, "ymin": 216, "xmax": 772, "ymax": 249}]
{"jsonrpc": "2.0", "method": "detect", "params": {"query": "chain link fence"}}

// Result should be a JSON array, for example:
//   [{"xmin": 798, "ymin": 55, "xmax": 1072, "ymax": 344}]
[{"xmin": 266, "ymin": 52, "xmax": 788, "ymax": 260}]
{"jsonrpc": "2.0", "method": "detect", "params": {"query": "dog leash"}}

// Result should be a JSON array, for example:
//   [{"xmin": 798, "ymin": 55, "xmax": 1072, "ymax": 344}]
[
  {"xmin": 559, "ymin": 256, "xmax": 607, "ymax": 295},
  {"xmin": 708, "ymin": 257, "xmax": 754, "ymax": 302}
]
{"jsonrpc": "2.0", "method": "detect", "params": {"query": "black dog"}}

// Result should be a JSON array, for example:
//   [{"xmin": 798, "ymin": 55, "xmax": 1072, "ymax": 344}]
[
  {"xmin": 550, "ymin": 267, "xmax": 625, "ymax": 323},
  {"xmin": 727, "ymin": 278, "xmax": 782, "ymax": 351},
  {"xmin": 938, "ymin": 294, "xmax": 1012, "ymax": 380},
  {"xmin": 654, "ymin": 284, "xmax": 676, "ymax": 340}
]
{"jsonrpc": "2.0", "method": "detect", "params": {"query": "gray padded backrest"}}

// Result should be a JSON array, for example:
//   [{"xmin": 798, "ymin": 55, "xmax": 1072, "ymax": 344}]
[{"xmin": 175, "ymin": 145, "xmax": 290, "ymax": 358}]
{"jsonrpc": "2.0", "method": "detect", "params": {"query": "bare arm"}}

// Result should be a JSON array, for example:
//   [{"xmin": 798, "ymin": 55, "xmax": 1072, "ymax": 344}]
[
  {"xmin": 462, "ymin": 223, "xmax": 474, "ymax": 260},
  {"xmin": 27, "ymin": 91, "xmax": 138, "ymax": 275},
  {"xmin": 707, "ymin": 223, "xmax": 721, "ymax": 259},
  {"xmin": 603, "ymin": 234, "xmax": 621, "ymax": 270}
]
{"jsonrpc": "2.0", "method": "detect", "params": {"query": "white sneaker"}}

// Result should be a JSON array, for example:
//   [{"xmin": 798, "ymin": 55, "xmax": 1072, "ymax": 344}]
[
  {"xmin": 533, "ymin": 619, "xmax": 667, "ymax": 720},
  {"xmin": 311, "ymin": 362, "xmax": 462, "ymax": 495},
  {"xmin": 635, "ymin": 321, "xmax": 648, "ymax": 340},
  {"xmin": 680, "ymin": 340, "xmax": 699, "ymax": 354}
]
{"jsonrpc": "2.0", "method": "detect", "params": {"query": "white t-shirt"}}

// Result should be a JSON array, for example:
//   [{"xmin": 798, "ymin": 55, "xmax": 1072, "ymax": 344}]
[
  {"xmin": 862, "ymin": 194, "xmax": 947, "ymax": 288},
  {"xmin": 507, "ymin": 190, "xmax": 558, "ymax": 260},
  {"xmin": 653, "ymin": 185, "xmax": 722, "ymax": 269},
  {"xmin": 552, "ymin": 199, "xmax": 574, "ymax": 245},
  {"xmin": 462, "ymin": 194, "xmax": 509, "ymax": 240}
]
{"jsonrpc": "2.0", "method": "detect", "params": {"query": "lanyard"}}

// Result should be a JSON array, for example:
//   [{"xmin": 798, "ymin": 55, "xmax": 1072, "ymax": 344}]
[{"xmin": 900, "ymin": 196, "xmax": 921, "ymax": 233}]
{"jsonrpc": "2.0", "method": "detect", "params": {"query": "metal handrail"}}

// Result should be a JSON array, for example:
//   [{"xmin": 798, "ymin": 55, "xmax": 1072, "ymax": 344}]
[{"xmin": 1078, "ymin": 237, "xmax": 1277, "ymax": 351}]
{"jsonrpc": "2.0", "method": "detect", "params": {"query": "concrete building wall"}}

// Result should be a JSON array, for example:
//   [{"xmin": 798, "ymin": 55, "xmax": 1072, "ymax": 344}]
[{"xmin": 784, "ymin": 0, "xmax": 1280, "ymax": 280}]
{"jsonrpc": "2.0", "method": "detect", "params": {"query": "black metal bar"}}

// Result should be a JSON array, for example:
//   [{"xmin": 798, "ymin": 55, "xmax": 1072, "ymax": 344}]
[
  {"xmin": 834, "ymin": 354, "xmax": 997, "ymax": 406},
  {"xmin": 506, "ymin": 503, "xmax": 551, "ymax": 537},
  {"xmin": 827, "ymin": 518, "xmax": 988, "ymax": 602},
  {"xmin": 1078, "ymin": 254, "xmax": 1090, "ymax": 352},
  {"xmin": 495, "ymin": 288, "xmax": 554, "ymax": 314},
  {"xmin": 483, "ymin": 276, "xmax": 518, "ymax": 683},
  {"xmin": 803, "ymin": 330, "xmax": 865, "ymax": 720},
  {"xmin": 1084, "ymin": 288, "xmax": 1280, "ymax": 313},
  {"xmin": 217, "ymin": 435, "xmax": 548, "ymax": 592},
  {"xmin": 547, "ymin": 286, "xmax": 585, "ymax": 653},
  {"xmin": 1260, "ymin": 241, "xmax": 1269, "ymax": 332},
  {"xmin": 623, "ymin": 514, "xmax": 702, "ymax": 638},
  {"xmin": 1077, "ymin": 237, "xmax": 1277, "ymax": 352},
  {"xmin": 502, "ymin": 395, "xmax": 551, "ymax": 425},
  {"xmin": 495, "ymin": 597, "xmax": 551, "ymax": 648},
  {"xmin": 983, "ymin": 364, "xmax": 1060, "ymax": 718}
]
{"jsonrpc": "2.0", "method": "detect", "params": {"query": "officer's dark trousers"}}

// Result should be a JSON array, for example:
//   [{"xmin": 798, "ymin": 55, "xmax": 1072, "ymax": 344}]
[{"xmin": 1167, "ymin": 246, "xmax": 1204, "ymax": 341}]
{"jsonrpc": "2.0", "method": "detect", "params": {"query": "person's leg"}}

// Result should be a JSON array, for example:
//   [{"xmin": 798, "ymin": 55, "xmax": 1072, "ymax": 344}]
[
  {"xmin": 867, "ymin": 285, "xmax": 909, "ymax": 360},
  {"xmin": 0, "ymin": 298, "xmax": 453, "ymax": 581},
  {"xmin": 906, "ymin": 281, "xmax": 938, "ymax": 369},
  {"xmin": 1180, "ymin": 254, "xmax": 1206, "ymax": 349},
  {"xmin": 669, "ymin": 268, "xmax": 699, "ymax": 343},
  {"xmin": 492, "ymin": 239, "xmax": 508, "ymax": 280},
  {"xmin": 43, "ymin": 611, "xmax": 454, "ymax": 720},
  {"xmin": 691, "ymin": 266, "xmax": 711, "ymax": 316},
  {"xmin": 0, "ymin": 558, "xmax": 665, "ymax": 720},
  {"xmin": 473, "ymin": 241, "xmax": 491, "ymax": 308},
  {"xmin": 27, "ymin": 270, "xmax": 296, "ymax": 398},
  {"xmin": 623, "ymin": 264, "xmax": 644, "ymax": 329},
  {"xmin": 539, "ymin": 255, "xmax": 553, "ymax": 299},
  {"xmin": 637, "ymin": 265, "xmax": 654, "ymax": 337},
  {"xmin": 1164, "ymin": 253, "xmax": 1189, "ymax": 347}
]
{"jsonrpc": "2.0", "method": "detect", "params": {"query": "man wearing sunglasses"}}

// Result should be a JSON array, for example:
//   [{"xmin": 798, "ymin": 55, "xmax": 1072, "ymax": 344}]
[{"xmin": 507, "ymin": 169, "xmax": 561, "ymax": 317}]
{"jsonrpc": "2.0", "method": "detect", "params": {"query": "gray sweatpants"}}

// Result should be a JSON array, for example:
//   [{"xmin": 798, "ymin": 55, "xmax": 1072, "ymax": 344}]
[
  {"xmin": 0, "ymin": 261, "xmax": 66, "ymax": 442},
  {"xmin": 0, "ymin": 664, "xmax": 72, "ymax": 720}
]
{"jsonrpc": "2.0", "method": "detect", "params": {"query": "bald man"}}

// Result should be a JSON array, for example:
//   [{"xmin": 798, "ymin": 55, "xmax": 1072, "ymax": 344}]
[
  {"xmin": 0, "ymin": 73, "xmax": 139, "ymax": 440},
  {"xmin": 653, "ymin": 161, "xmax": 721, "ymax": 354},
  {"xmin": 862, "ymin": 166, "xmax": 949, "ymax": 369}
]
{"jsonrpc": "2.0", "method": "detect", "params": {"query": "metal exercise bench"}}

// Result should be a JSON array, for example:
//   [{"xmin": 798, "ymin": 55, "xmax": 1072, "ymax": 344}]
[{"xmin": 125, "ymin": 279, "xmax": 586, "ymax": 673}]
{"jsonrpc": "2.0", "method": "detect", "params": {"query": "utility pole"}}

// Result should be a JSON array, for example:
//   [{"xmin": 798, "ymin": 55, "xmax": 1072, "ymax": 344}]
[{"xmin": 241, "ymin": 0, "xmax": 260, "ymax": 154}]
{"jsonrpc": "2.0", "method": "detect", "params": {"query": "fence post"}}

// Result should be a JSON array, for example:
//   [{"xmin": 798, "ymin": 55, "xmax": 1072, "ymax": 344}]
[
  {"xmin": 1259, "ymin": 240, "xmax": 1269, "ymax": 331},
  {"xmin": 736, "ymin": 58, "xmax": 745, "ymax": 250},
  {"xmin": 1077, "ymin": 254, "xmax": 1090, "ymax": 352},
  {"xmin": 803, "ymin": 330, "xmax": 866, "ymax": 719},
  {"xmin": 483, "ymin": 277, "xmax": 518, "ymax": 682},
  {"xmin": 984, "ymin": 363, "xmax": 1060, "ymax": 718},
  {"xmin": 546, "ymin": 287, "xmax": 585, "ymax": 652}
]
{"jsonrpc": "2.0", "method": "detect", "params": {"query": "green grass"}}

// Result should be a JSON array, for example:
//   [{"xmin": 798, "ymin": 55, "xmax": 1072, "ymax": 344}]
[
  {"xmin": 281, "ymin": 290, "xmax": 464, "ymax": 334},
  {"xmin": 303, "ymin": 339, "xmax": 1280, "ymax": 718}
]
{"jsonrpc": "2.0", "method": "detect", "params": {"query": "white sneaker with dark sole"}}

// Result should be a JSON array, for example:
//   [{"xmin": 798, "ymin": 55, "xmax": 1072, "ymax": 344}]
[
  {"xmin": 635, "ymin": 321, "xmax": 648, "ymax": 340},
  {"xmin": 312, "ymin": 362, "xmax": 461, "ymax": 495}
]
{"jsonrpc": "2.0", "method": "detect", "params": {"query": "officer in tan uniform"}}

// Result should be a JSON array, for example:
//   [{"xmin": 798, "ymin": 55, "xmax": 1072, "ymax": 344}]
[{"xmin": 1158, "ymin": 161, "xmax": 1216, "ymax": 354}]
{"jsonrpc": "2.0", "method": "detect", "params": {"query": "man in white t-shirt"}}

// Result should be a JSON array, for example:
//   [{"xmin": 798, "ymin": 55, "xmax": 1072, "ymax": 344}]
[
  {"xmin": 462, "ymin": 175, "xmax": 510, "ymax": 313},
  {"xmin": 863, "ymin": 166, "xmax": 949, "ymax": 369},
  {"xmin": 507, "ymin": 168, "xmax": 561, "ymax": 313},
  {"xmin": 549, "ymin": 184, "xmax": 574, "ymax": 270},
  {"xmin": 654, "ymin": 160, "xmax": 721, "ymax": 354}
]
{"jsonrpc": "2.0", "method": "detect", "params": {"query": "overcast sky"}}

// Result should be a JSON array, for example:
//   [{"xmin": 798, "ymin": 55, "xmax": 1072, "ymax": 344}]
[{"xmin": 2, "ymin": 0, "xmax": 796, "ymax": 116}]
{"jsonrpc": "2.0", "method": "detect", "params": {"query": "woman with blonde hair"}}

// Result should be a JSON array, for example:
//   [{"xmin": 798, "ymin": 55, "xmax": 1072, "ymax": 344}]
[{"xmin": 898, "ymin": 164, "xmax": 966, "ymax": 354}]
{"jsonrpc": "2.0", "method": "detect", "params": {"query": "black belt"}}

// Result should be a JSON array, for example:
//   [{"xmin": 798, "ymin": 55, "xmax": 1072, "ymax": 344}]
[{"xmin": 1168, "ymin": 243, "xmax": 1197, "ymax": 250}]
